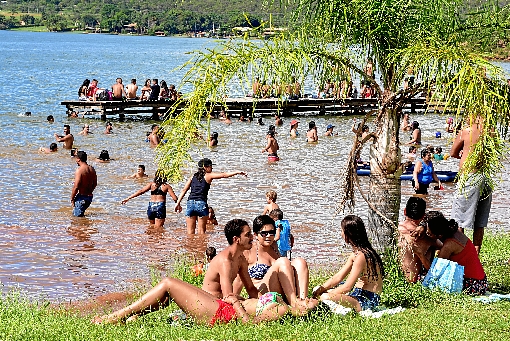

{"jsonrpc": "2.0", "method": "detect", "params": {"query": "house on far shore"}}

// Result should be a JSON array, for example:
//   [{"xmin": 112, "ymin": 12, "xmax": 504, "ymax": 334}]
[
  {"xmin": 124, "ymin": 23, "xmax": 138, "ymax": 34},
  {"xmin": 155, "ymin": 31, "xmax": 166, "ymax": 37}
]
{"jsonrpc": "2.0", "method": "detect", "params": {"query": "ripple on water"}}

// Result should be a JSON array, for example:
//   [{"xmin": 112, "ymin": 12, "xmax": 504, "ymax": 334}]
[{"xmin": 0, "ymin": 31, "xmax": 509, "ymax": 301}]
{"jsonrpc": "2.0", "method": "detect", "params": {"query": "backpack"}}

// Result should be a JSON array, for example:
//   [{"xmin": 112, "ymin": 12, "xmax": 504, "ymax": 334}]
[{"xmin": 97, "ymin": 89, "xmax": 112, "ymax": 101}]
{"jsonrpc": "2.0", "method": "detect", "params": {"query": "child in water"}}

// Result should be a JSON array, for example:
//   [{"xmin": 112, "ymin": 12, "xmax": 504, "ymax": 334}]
[
  {"xmin": 312, "ymin": 215, "xmax": 384, "ymax": 312},
  {"xmin": 262, "ymin": 190, "xmax": 279, "ymax": 215}
]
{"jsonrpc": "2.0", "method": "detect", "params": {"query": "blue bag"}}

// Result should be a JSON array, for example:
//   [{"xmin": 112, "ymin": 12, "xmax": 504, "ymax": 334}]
[{"xmin": 422, "ymin": 258, "xmax": 464, "ymax": 294}]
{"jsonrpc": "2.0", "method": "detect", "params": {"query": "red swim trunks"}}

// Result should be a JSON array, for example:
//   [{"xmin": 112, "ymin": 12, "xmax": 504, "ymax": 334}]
[{"xmin": 209, "ymin": 300, "xmax": 237, "ymax": 326}]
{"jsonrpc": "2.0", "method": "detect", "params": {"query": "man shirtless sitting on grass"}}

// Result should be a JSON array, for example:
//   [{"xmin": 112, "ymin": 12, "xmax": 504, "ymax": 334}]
[
  {"xmin": 398, "ymin": 197, "xmax": 442, "ymax": 283},
  {"xmin": 93, "ymin": 219, "xmax": 314, "ymax": 325}
]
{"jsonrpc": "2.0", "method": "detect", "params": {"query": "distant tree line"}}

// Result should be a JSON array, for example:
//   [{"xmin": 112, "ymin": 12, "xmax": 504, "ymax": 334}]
[{"xmin": 0, "ymin": 0, "xmax": 291, "ymax": 34}]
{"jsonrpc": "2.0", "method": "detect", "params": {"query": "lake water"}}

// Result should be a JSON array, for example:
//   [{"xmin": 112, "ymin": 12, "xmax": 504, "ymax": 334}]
[{"xmin": 0, "ymin": 31, "xmax": 508, "ymax": 302}]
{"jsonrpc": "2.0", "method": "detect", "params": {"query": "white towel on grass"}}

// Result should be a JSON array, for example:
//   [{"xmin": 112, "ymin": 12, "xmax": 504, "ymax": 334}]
[{"xmin": 472, "ymin": 292, "xmax": 510, "ymax": 304}]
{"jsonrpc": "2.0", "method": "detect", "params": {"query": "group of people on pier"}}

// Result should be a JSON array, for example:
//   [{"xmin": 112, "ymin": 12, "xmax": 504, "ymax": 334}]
[{"xmin": 78, "ymin": 77, "xmax": 181, "ymax": 102}]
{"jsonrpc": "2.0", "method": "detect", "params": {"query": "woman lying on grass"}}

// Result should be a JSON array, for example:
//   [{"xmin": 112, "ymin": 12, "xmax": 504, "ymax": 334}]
[
  {"xmin": 92, "ymin": 278, "xmax": 290, "ymax": 325},
  {"xmin": 312, "ymin": 215, "xmax": 384, "ymax": 312}
]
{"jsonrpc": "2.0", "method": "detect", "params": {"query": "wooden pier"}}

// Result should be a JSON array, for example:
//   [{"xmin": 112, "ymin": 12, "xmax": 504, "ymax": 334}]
[{"xmin": 61, "ymin": 97, "xmax": 429, "ymax": 120}]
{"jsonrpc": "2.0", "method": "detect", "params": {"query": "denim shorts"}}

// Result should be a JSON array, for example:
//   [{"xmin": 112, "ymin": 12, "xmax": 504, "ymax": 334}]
[
  {"xmin": 348, "ymin": 287, "xmax": 380, "ymax": 311},
  {"xmin": 185, "ymin": 200, "xmax": 208, "ymax": 217},
  {"xmin": 147, "ymin": 201, "xmax": 166, "ymax": 220},
  {"xmin": 73, "ymin": 194, "xmax": 93, "ymax": 217}
]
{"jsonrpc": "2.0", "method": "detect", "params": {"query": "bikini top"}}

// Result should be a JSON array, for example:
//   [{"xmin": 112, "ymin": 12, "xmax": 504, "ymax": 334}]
[
  {"xmin": 248, "ymin": 245, "xmax": 271, "ymax": 280},
  {"xmin": 150, "ymin": 184, "xmax": 166, "ymax": 196}
]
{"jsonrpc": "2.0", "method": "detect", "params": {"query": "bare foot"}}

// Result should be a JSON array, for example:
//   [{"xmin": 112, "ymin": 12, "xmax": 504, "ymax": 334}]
[{"xmin": 92, "ymin": 314, "xmax": 122, "ymax": 325}]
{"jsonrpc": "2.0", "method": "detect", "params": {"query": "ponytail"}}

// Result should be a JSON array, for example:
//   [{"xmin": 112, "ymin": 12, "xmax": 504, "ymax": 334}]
[{"xmin": 194, "ymin": 167, "xmax": 206, "ymax": 182}]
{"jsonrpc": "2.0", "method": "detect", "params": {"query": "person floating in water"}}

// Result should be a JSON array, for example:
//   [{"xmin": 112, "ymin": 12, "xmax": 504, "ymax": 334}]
[{"xmin": 39, "ymin": 142, "xmax": 58, "ymax": 153}]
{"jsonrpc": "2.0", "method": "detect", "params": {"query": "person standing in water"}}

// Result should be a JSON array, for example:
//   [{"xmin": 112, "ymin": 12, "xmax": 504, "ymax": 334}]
[
  {"xmin": 262, "ymin": 130, "xmax": 279, "ymax": 161},
  {"xmin": 175, "ymin": 158, "xmax": 247, "ymax": 234},
  {"xmin": 71, "ymin": 151, "xmax": 97, "ymax": 217},
  {"xmin": 121, "ymin": 173, "xmax": 177, "ymax": 228}
]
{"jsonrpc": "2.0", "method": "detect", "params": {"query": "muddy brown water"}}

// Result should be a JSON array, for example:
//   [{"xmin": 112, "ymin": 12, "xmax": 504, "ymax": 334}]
[{"xmin": 0, "ymin": 31, "xmax": 508, "ymax": 302}]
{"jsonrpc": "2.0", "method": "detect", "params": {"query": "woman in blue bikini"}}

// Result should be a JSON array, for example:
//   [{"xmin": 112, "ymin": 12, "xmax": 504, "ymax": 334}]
[
  {"xmin": 312, "ymin": 215, "xmax": 384, "ymax": 312},
  {"xmin": 234, "ymin": 215, "xmax": 317, "ymax": 315}
]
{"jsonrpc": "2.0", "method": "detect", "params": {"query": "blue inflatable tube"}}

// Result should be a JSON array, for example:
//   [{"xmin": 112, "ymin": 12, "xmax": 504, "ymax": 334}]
[{"xmin": 356, "ymin": 167, "xmax": 457, "ymax": 182}]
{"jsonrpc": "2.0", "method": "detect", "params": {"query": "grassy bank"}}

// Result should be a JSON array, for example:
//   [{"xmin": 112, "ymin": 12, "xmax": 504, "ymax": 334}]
[{"xmin": 1, "ymin": 233, "xmax": 509, "ymax": 341}]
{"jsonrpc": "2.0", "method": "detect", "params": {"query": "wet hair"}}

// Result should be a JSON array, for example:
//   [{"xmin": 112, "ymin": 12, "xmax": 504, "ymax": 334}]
[
  {"xmin": 206, "ymin": 246, "xmax": 217, "ymax": 262},
  {"xmin": 151, "ymin": 124, "xmax": 158, "ymax": 131},
  {"xmin": 211, "ymin": 132, "xmax": 218, "ymax": 139},
  {"xmin": 138, "ymin": 164, "xmax": 145, "ymax": 171},
  {"xmin": 153, "ymin": 173, "xmax": 167, "ymax": 188},
  {"xmin": 425, "ymin": 211, "xmax": 458, "ymax": 239},
  {"xmin": 420, "ymin": 148, "xmax": 431, "ymax": 158},
  {"xmin": 266, "ymin": 190, "xmax": 277, "ymax": 202},
  {"xmin": 64, "ymin": 124, "xmax": 70, "ymax": 130},
  {"xmin": 253, "ymin": 215, "xmax": 276, "ymax": 234},
  {"xmin": 76, "ymin": 150, "xmax": 87, "ymax": 162},
  {"xmin": 435, "ymin": 146, "xmax": 443, "ymax": 154},
  {"xmin": 267, "ymin": 131, "xmax": 275, "ymax": 137},
  {"xmin": 268, "ymin": 125, "xmax": 276, "ymax": 132},
  {"xmin": 308, "ymin": 121, "xmax": 316, "ymax": 130},
  {"xmin": 269, "ymin": 208, "xmax": 283, "ymax": 220},
  {"xmin": 131, "ymin": 79, "xmax": 136, "ymax": 84},
  {"xmin": 405, "ymin": 196, "xmax": 426, "ymax": 220},
  {"xmin": 258, "ymin": 117, "xmax": 264, "ymax": 125},
  {"xmin": 224, "ymin": 219, "xmax": 249, "ymax": 245},
  {"xmin": 412, "ymin": 121, "xmax": 420, "ymax": 130},
  {"xmin": 106, "ymin": 122, "xmax": 112, "ymax": 127},
  {"xmin": 49, "ymin": 143, "xmax": 57, "ymax": 151},
  {"xmin": 408, "ymin": 146, "xmax": 417, "ymax": 153},
  {"xmin": 341, "ymin": 215, "xmax": 384, "ymax": 280},
  {"xmin": 98, "ymin": 150, "xmax": 110, "ymax": 161},
  {"xmin": 362, "ymin": 125, "xmax": 369, "ymax": 132},
  {"xmin": 47, "ymin": 115, "xmax": 54, "ymax": 122}
]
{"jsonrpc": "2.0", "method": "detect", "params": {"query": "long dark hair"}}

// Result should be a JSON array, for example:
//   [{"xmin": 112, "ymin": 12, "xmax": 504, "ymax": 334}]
[
  {"xmin": 194, "ymin": 167, "xmax": 206, "ymax": 182},
  {"xmin": 78, "ymin": 79, "xmax": 90, "ymax": 96},
  {"xmin": 341, "ymin": 215, "xmax": 384, "ymax": 280},
  {"xmin": 425, "ymin": 211, "xmax": 458, "ymax": 239}
]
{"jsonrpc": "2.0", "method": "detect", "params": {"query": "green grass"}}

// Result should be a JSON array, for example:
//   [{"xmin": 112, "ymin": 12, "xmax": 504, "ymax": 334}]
[
  {"xmin": 0, "ymin": 233, "xmax": 509, "ymax": 340},
  {"xmin": 8, "ymin": 26, "xmax": 48, "ymax": 32}
]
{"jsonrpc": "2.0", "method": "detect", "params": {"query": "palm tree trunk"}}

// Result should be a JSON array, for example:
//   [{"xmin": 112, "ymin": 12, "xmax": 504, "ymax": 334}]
[{"xmin": 367, "ymin": 105, "xmax": 402, "ymax": 251}]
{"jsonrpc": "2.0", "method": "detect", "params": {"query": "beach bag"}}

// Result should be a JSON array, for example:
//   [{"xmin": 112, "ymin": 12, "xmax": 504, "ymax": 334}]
[
  {"xmin": 96, "ymin": 89, "xmax": 112, "ymax": 101},
  {"xmin": 422, "ymin": 258, "xmax": 464, "ymax": 294}
]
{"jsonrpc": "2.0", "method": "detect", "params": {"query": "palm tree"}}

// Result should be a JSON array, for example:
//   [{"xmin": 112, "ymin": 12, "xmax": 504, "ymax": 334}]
[{"xmin": 156, "ymin": 0, "xmax": 510, "ymax": 249}]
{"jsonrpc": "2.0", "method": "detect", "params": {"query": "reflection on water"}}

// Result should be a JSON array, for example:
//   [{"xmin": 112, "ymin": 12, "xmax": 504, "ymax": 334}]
[{"xmin": 0, "ymin": 31, "xmax": 508, "ymax": 301}]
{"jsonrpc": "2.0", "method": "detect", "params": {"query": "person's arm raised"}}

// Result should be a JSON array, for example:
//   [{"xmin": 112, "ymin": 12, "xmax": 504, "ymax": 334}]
[
  {"xmin": 207, "ymin": 171, "xmax": 247, "ymax": 181},
  {"xmin": 121, "ymin": 183, "xmax": 151, "ymax": 204}
]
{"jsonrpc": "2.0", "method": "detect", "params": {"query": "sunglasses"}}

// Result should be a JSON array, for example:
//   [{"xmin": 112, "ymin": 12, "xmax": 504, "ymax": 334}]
[{"xmin": 258, "ymin": 230, "xmax": 276, "ymax": 237}]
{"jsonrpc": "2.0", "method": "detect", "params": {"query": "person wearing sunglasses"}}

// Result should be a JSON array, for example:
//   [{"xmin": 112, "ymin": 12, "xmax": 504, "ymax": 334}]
[{"xmin": 233, "ymin": 215, "xmax": 317, "ymax": 315}]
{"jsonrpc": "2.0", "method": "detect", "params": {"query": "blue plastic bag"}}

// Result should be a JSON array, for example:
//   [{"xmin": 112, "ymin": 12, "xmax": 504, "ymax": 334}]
[{"xmin": 422, "ymin": 258, "xmax": 464, "ymax": 294}]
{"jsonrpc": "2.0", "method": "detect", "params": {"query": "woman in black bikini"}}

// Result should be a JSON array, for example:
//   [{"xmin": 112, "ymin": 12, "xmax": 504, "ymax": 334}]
[{"xmin": 121, "ymin": 173, "xmax": 177, "ymax": 228}]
